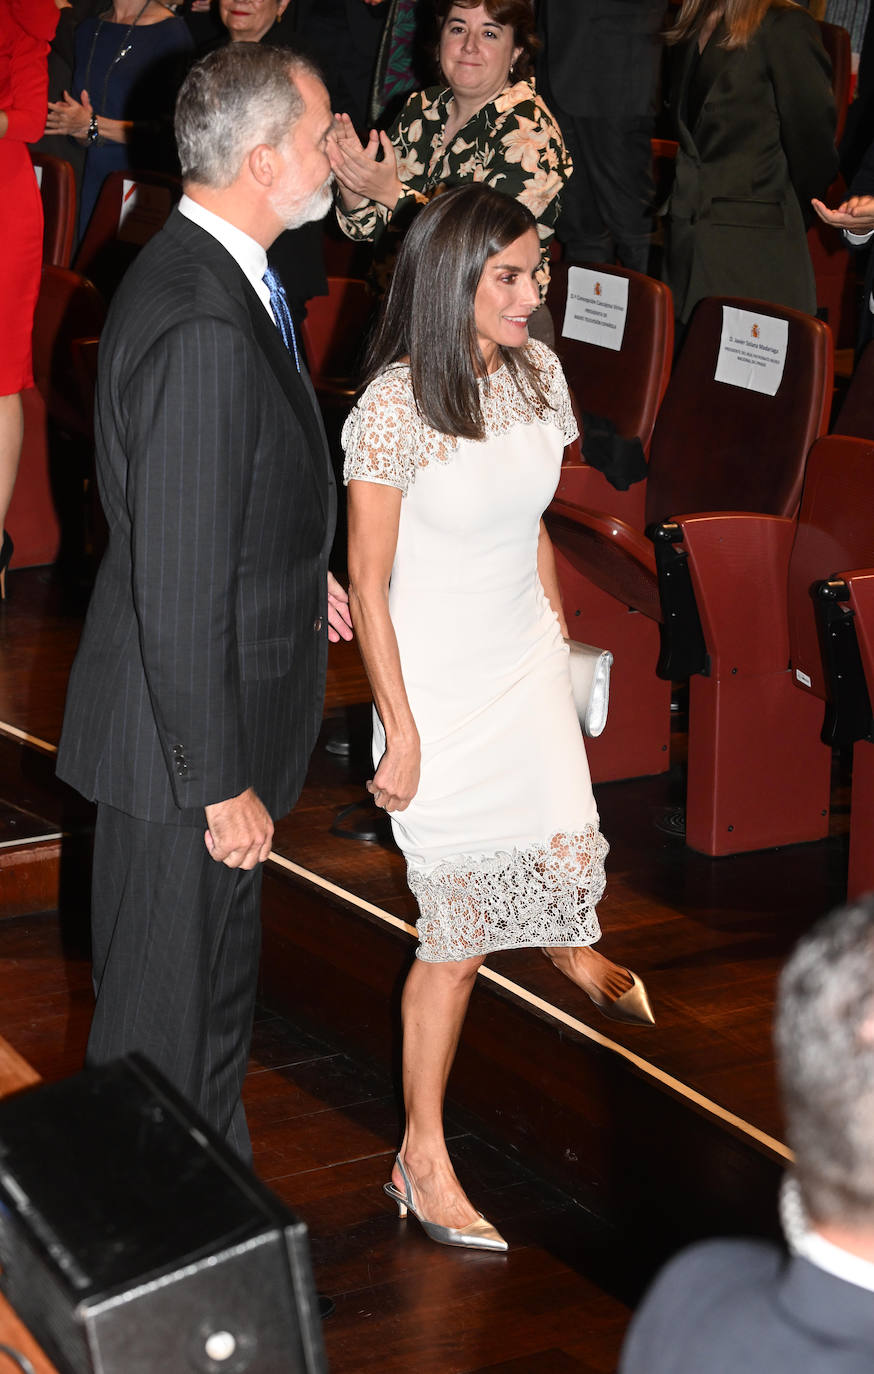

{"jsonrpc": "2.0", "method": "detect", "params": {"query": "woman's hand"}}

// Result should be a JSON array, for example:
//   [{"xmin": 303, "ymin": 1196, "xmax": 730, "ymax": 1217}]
[
  {"xmin": 328, "ymin": 112, "xmax": 402, "ymax": 211},
  {"xmin": 368, "ymin": 738, "xmax": 420, "ymax": 812},
  {"xmin": 45, "ymin": 87, "xmax": 91, "ymax": 139}
]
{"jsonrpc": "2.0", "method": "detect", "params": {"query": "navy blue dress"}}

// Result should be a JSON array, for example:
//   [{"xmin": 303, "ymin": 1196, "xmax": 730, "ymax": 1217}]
[{"xmin": 73, "ymin": 14, "xmax": 192, "ymax": 238}]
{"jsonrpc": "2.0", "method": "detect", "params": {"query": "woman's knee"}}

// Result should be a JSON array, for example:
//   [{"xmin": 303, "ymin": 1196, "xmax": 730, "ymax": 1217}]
[{"xmin": 423, "ymin": 953, "xmax": 486, "ymax": 987}]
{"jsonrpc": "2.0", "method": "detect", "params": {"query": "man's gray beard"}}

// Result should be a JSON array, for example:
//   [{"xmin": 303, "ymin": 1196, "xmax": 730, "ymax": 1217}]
[{"xmin": 273, "ymin": 176, "xmax": 334, "ymax": 230}]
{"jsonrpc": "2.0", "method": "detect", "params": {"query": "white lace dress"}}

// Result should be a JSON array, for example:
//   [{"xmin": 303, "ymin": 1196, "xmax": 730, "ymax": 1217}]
[{"xmin": 342, "ymin": 339, "xmax": 607, "ymax": 962}]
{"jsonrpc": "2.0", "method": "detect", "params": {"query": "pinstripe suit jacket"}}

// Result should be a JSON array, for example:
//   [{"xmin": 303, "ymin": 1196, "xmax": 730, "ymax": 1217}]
[{"xmin": 57, "ymin": 208, "xmax": 336, "ymax": 826}]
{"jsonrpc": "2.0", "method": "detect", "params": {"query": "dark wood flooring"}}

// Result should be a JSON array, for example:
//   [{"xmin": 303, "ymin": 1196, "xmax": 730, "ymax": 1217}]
[
  {"xmin": 0, "ymin": 568, "xmax": 848, "ymax": 1148},
  {"xmin": 0, "ymin": 907, "xmax": 631, "ymax": 1373},
  {"xmin": 0, "ymin": 564, "xmax": 853, "ymax": 1372}
]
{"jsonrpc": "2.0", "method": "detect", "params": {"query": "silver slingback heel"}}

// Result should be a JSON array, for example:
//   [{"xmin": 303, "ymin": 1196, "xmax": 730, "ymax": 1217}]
[{"xmin": 383, "ymin": 1155, "xmax": 508, "ymax": 1252}]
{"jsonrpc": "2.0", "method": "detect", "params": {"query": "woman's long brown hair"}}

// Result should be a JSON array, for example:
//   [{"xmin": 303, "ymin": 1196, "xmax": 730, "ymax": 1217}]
[
  {"xmin": 362, "ymin": 184, "xmax": 550, "ymax": 442},
  {"xmin": 665, "ymin": 0, "xmax": 800, "ymax": 49}
]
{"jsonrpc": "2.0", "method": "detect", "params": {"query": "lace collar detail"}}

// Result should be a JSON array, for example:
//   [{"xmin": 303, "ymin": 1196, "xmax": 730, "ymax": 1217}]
[
  {"xmin": 400, "ymin": 341, "xmax": 574, "ymax": 476},
  {"xmin": 342, "ymin": 341, "xmax": 577, "ymax": 497}
]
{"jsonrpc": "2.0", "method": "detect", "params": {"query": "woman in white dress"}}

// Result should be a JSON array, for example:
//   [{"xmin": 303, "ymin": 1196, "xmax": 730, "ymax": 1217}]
[{"xmin": 343, "ymin": 184, "xmax": 653, "ymax": 1253}]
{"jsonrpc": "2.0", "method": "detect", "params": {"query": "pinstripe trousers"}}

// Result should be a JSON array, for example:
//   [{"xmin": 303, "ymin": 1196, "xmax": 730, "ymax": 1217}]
[{"xmin": 87, "ymin": 803, "xmax": 263, "ymax": 1163}]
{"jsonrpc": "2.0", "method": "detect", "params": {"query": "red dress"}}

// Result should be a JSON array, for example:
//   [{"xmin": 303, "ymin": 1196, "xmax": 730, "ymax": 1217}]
[{"xmin": 0, "ymin": 0, "xmax": 59, "ymax": 394}]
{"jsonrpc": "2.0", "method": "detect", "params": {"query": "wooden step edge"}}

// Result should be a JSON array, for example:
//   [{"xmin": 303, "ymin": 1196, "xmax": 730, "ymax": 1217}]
[
  {"xmin": 260, "ymin": 855, "xmax": 786, "ymax": 1271},
  {"xmin": 0, "ymin": 836, "xmax": 64, "ymax": 919}
]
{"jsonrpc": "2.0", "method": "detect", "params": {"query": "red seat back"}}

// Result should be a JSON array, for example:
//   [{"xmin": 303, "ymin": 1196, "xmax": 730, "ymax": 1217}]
[
  {"xmin": 546, "ymin": 261, "xmax": 673, "ymax": 452},
  {"xmin": 651, "ymin": 137, "xmax": 678, "ymax": 209},
  {"xmin": 300, "ymin": 276, "xmax": 374, "ymax": 390},
  {"xmin": 32, "ymin": 266, "xmax": 106, "ymax": 435},
  {"xmin": 788, "ymin": 434, "xmax": 874, "ymax": 698},
  {"xmin": 10, "ymin": 267, "xmax": 106, "ymax": 567},
  {"xmin": 832, "ymin": 341, "xmax": 874, "ymax": 439},
  {"xmin": 646, "ymin": 296, "xmax": 833, "ymax": 526},
  {"xmin": 818, "ymin": 21, "xmax": 852, "ymax": 144},
  {"xmin": 846, "ymin": 572, "xmax": 874, "ymax": 693},
  {"xmin": 29, "ymin": 151, "xmax": 76, "ymax": 269},
  {"xmin": 807, "ymin": 171, "xmax": 858, "ymax": 349},
  {"xmin": 73, "ymin": 169, "xmax": 181, "ymax": 302}
]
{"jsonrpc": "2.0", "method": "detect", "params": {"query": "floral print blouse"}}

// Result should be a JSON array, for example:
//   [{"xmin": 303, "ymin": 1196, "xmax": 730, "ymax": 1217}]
[{"xmin": 336, "ymin": 78, "xmax": 573, "ymax": 298}]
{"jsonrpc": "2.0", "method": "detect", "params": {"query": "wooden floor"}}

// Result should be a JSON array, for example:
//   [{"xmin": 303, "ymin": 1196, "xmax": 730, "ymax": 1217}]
[
  {"xmin": 0, "ymin": 570, "xmax": 640, "ymax": 1373},
  {"xmin": 0, "ymin": 566, "xmax": 849, "ymax": 1148},
  {"xmin": 0, "ymin": 565, "xmax": 853, "ymax": 1371},
  {"xmin": 0, "ymin": 910, "xmax": 631, "ymax": 1374}
]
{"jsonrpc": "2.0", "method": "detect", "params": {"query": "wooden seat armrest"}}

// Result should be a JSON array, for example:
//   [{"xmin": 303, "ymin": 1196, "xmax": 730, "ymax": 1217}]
[
  {"xmin": 662, "ymin": 512, "xmax": 795, "ymax": 674},
  {"xmin": 841, "ymin": 571, "xmax": 874, "ymax": 687},
  {"xmin": 546, "ymin": 500, "xmax": 659, "ymax": 617}
]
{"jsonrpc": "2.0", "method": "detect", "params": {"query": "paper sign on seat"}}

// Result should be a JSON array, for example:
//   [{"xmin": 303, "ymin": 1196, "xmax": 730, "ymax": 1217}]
[
  {"xmin": 561, "ymin": 267, "xmax": 629, "ymax": 352},
  {"xmin": 715, "ymin": 305, "xmax": 788, "ymax": 396}
]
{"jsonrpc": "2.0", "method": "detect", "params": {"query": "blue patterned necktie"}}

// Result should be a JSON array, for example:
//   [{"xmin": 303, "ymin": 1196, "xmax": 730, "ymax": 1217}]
[{"xmin": 262, "ymin": 265, "xmax": 301, "ymax": 372}]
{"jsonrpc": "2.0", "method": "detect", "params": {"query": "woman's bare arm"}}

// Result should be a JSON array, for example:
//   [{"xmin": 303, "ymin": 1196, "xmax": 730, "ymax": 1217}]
[{"xmin": 347, "ymin": 479, "xmax": 420, "ymax": 811}]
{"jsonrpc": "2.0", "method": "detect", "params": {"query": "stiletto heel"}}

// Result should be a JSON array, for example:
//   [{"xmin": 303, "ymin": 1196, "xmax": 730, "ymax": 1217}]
[
  {"xmin": 383, "ymin": 1155, "xmax": 507, "ymax": 1252},
  {"xmin": 0, "ymin": 531, "xmax": 12, "ymax": 602}
]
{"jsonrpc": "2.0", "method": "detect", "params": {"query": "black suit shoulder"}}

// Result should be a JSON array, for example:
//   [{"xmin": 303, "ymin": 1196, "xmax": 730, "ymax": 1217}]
[
  {"xmin": 103, "ymin": 212, "xmax": 251, "ymax": 353},
  {"xmin": 621, "ymin": 1239, "xmax": 874, "ymax": 1374}
]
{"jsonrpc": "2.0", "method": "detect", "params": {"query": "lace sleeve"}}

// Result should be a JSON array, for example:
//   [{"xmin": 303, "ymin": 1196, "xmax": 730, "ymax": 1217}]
[
  {"xmin": 341, "ymin": 367, "xmax": 416, "ymax": 495},
  {"xmin": 527, "ymin": 339, "xmax": 579, "ymax": 446}
]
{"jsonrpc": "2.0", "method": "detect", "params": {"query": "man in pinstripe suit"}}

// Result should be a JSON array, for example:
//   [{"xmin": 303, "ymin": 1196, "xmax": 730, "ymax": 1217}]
[{"xmin": 57, "ymin": 44, "xmax": 351, "ymax": 1161}]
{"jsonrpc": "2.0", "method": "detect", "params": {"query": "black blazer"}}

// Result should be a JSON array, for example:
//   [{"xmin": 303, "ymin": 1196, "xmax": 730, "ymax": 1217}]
[
  {"xmin": 537, "ymin": 0, "xmax": 664, "ymax": 120},
  {"xmin": 665, "ymin": 9, "xmax": 837, "ymax": 324},
  {"xmin": 620, "ymin": 1238, "xmax": 874, "ymax": 1372},
  {"xmin": 57, "ymin": 209, "xmax": 336, "ymax": 825}
]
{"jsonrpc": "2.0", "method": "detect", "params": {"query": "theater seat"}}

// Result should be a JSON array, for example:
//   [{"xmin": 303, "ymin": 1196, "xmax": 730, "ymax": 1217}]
[
  {"xmin": 832, "ymin": 340, "xmax": 874, "ymax": 439},
  {"xmin": 29, "ymin": 151, "xmax": 76, "ymax": 269},
  {"xmin": 73, "ymin": 169, "xmax": 181, "ymax": 303},
  {"xmin": 807, "ymin": 171, "xmax": 858, "ymax": 349},
  {"xmin": 300, "ymin": 276, "xmax": 373, "ymax": 403},
  {"xmin": 811, "ymin": 569, "xmax": 874, "ymax": 897},
  {"xmin": 650, "ymin": 434, "xmax": 874, "ymax": 856},
  {"xmin": 818, "ymin": 21, "xmax": 851, "ymax": 143},
  {"xmin": 546, "ymin": 261, "xmax": 673, "ymax": 530},
  {"xmin": 9, "ymin": 267, "xmax": 105, "ymax": 567},
  {"xmin": 546, "ymin": 295, "xmax": 832, "ymax": 785},
  {"xmin": 651, "ymin": 137, "xmax": 678, "ymax": 212}
]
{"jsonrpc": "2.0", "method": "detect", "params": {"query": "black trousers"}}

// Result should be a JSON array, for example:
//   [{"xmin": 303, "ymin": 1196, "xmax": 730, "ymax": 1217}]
[
  {"xmin": 554, "ymin": 112, "xmax": 656, "ymax": 274},
  {"xmin": 87, "ymin": 803, "xmax": 264, "ymax": 1162}
]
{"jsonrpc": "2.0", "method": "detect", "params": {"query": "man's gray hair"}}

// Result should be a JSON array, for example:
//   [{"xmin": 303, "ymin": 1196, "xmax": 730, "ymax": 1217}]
[
  {"xmin": 175, "ymin": 44, "xmax": 318, "ymax": 190},
  {"xmin": 775, "ymin": 896, "xmax": 874, "ymax": 1228}
]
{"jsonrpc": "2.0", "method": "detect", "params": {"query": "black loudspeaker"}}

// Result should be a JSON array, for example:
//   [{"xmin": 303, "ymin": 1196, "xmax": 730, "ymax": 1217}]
[{"xmin": 0, "ymin": 1056, "xmax": 327, "ymax": 1374}]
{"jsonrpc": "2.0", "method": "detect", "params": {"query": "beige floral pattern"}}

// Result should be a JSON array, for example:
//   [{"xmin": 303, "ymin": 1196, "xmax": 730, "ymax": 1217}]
[{"xmin": 336, "ymin": 79, "xmax": 572, "ymax": 299}]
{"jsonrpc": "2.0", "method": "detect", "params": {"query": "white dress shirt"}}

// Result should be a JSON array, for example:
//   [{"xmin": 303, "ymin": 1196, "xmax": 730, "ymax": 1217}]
[
  {"xmin": 781, "ymin": 1174, "xmax": 874, "ymax": 1294},
  {"xmin": 178, "ymin": 194, "xmax": 277, "ymax": 326}
]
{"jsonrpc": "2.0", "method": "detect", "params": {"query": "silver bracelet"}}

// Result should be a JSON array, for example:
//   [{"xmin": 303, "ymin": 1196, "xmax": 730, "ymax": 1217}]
[{"xmin": 87, "ymin": 112, "xmax": 99, "ymax": 144}]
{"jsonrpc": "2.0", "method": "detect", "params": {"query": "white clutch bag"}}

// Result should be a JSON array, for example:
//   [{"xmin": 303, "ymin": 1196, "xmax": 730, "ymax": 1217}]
[{"xmin": 567, "ymin": 640, "xmax": 614, "ymax": 738}]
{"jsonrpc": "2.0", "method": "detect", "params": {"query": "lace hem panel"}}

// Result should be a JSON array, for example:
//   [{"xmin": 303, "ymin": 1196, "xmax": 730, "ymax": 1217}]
[{"xmin": 408, "ymin": 826, "xmax": 607, "ymax": 962}]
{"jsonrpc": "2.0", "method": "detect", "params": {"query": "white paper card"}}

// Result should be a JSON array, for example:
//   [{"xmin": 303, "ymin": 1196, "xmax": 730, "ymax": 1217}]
[
  {"xmin": 714, "ymin": 306, "xmax": 788, "ymax": 396},
  {"xmin": 118, "ymin": 180, "xmax": 174, "ymax": 245},
  {"xmin": 34, "ymin": 164, "xmax": 43, "ymax": 190},
  {"xmin": 561, "ymin": 267, "xmax": 629, "ymax": 351}
]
